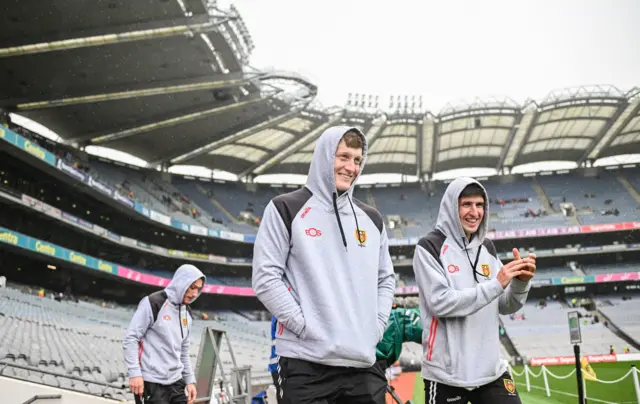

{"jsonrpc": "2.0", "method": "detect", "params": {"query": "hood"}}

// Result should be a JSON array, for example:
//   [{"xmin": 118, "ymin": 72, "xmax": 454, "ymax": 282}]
[
  {"xmin": 305, "ymin": 125, "xmax": 368, "ymax": 206},
  {"xmin": 165, "ymin": 264, "xmax": 206, "ymax": 305},
  {"xmin": 435, "ymin": 177, "xmax": 489, "ymax": 250}
]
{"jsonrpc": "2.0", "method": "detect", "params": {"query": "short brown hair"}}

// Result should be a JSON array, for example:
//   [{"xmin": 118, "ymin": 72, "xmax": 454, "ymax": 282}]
[
  {"xmin": 459, "ymin": 183, "xmax": 486, "ymax": 203},
  {"xmin": 342, "ymin": 130, "xmax": 364, "ymax": 150}
]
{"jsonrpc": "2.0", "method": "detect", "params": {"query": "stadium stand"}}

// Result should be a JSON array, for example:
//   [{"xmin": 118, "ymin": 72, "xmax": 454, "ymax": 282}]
[
  {"xmin": 5, "ymin": 120, "xmax": 640, "ymax": 243},
  {"xmin": 0, "ymin": 284, "xmax": 272, "ymax": 400},
  {"xmin": 1, "ymin": 0, "xmax": 639, "ymax": 400},
  {"xmin": 500, "ymin": 301, "xmax": 635, "ymax": 359},
  {"xmin": 537, "ymin": 170, "xmax": 639, "ymax": 224},
  {"xmin": 84, "ymin": 159, "xmax": 640, "ymax": 238},
  {"xmin": 598, "ymin": 296, "xmax": 640, "ymax": 343}
]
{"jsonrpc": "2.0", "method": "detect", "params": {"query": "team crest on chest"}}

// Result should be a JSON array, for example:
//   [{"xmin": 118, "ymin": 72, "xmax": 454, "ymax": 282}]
[
  {"xmin": 182, "ymin": 317, "xmax": 188, "ymax": 327},
  {"xmin": 481, "ymin": 264, "xmax": 491, "ymax": 277},
  {"xmin": 355, "ymin": 229, "xmax": 367, "ymax": 246},
  {"xmin": 503, "ymin": 378, "xmax": 516, "ymax": 394}
]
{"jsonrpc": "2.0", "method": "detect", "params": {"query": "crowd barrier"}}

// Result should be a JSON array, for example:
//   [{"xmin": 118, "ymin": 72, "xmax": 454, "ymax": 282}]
[{"xmin": 509, "ymin": 359, "xmax": 640, "ymax": 402}]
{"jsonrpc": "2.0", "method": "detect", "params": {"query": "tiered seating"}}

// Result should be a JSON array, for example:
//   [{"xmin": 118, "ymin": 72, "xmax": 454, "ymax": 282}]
[
  {"xmin": 193, "ymin": 182, "xmax": 280, "ymax": 219},
  {"xmin": 143, "ymin": 178, "xmax": 214, "ymax": 228},
  {"xmin": 370, "ymin": 184, "xmax": 441, "ymax": 232},
  {"xmin": 25, "ymin": 149, "xmax": 638, "ymax": 238},
  {"xmin": 0, "ymin": 287, "xmax": 271, "ymax": 400},
  {"xmin": 483, "ymin": 179, "xmax": 540, "ymax": 208},
  {"xmin": 583, "ymin": 263, "xmax": 639, "ymax": 275},
  {"xmin": 537, "ymin": 171, "xmax": 638, "ymax": 225},
  {"xmin": 534, "ymin": 266, "xmax": 576, "ymax": 279},
  {"xmin": 369, "ymin": 179, "xmax": 571, "ymax": 235},
  {"xmin": 626, "ymin": 169, "xmax": 640, "ymax": 201},
  {"xmin": 215, "ymin": 277, "xmax": 252, "ymax": 286},
  {"xmin": 500, "ymin": 301, "xmax": 632, "ymax": 359},
  {"xmin": 90, "ymin": 161, "xmax": 179, "ymax": 218},
  {"xmin": 599, "ymin": 297, "xmax": 640, "ymax": 343},
  {"xmin": 172, "ymin": 179, "xmax": 228, "ymax": 227},
  {"xmin": 490, "ymin": 215, "xmax": 571, "ymax": 232}
]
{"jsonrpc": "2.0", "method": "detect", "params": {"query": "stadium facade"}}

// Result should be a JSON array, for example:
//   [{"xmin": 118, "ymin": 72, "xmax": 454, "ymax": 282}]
[{"xmin": 1, "ymin": 1, "xmax": 639, "ymax": 402}]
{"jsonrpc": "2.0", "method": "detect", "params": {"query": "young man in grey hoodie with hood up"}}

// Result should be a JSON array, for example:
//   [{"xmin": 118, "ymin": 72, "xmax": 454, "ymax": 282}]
[
  {"xmin": 252, "ymin": 126, "xmax": 396, "ymax": 404},
  {"xmin": 123, "ymin": 264, "xmax": 206, "ymax": 404},
  {"xmin": 413, "ymin": 178, "xmax": 536, "ymax": 404}
]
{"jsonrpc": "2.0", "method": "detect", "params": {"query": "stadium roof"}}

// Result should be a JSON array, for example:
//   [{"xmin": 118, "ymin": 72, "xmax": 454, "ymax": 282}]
[
  {"xmin": 1, "ymin": 1, "xmax": 639, "ymax": 180},
  {"xmin": 224, "ymin": 85, "xmax": 640, "ymax": 179},
  {"xmin": 0, "ymin": 0, "xmax": 316, "ymax": 167}
]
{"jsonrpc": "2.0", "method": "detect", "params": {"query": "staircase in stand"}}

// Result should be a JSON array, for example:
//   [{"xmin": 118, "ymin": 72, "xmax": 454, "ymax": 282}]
[
  {"xmin": 196, "ymin": 185, "xmax": 239, "ymax": 224},
  {"xmin": 618, "ymin": 174, "xmax": 640, "ymax": 204}
]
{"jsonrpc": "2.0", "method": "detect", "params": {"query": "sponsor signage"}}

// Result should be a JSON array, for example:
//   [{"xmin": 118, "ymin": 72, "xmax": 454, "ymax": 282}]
[
  {"xmin": 595, "ymin": 272, "xmax": 640, "ymax": 283},
  {"xmin": 552, "ymin": 276, "xmax": 596, "ymax": 285},
  {"xmin": 190, "ymin": 225, "xmax": 207, "ymax": 236},
  {"xmin": 183, "ymin": 251, "xmax": 210, "ymax": 260},
  {"xmin": 1, "ymin": 218, "xmax": 639, "ymax": 298},
  {"xmin": 530, "ymin": 354, "xmax": 617, "ymax": 367},
  {"xmin": 88, "ymin": 177, "xmax": 114, "ymax": 197},
  {"xmin": 150, "ymin": 210, "xmax": 171, "ymax": 226},
  {"xmin": 219, "ymin": 231, "xmax": 245, "ymax": 242},
  {"xmin": 114, "ymin": 191, "xmax": 135, "ymax": 208},
  {"xmin": 5, "ymin": 134, "xmax": 57, "ymax": 166},
  {"xmin": 0, "ymin": 126, "xmax": 18, "ymax": 144},
  {"xmin": 57, "ymin": 159, "xmax": 86, "ymax": 181}
]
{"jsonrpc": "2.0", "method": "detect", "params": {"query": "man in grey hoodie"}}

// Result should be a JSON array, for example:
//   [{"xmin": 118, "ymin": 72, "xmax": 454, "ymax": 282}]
[
  {"xmin": 413, "ymin": 178, "xmax": 536, "ymax": 404},
  {"xmin": 252, "ymin": 126, "xmax": 396, "ymax": 404},
  {"xmin": 123, "ymin": 264, "xmax": 206, "ymax": 404}
]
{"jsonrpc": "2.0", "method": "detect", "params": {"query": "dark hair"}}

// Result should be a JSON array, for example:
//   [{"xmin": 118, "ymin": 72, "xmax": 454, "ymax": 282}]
[
  {"xmin": 459, "ymin": 183, "xmax": 486, "ymax": 201},
  {"xmin": 342, "ymin": 130, "xmax": 364, "ymax": 150}
]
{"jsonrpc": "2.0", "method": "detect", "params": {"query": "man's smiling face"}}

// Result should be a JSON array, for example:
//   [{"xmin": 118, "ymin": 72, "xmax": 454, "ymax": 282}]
[{"xmin": 334, "ymin": 136, "xmax": 363, "ymax": 192}]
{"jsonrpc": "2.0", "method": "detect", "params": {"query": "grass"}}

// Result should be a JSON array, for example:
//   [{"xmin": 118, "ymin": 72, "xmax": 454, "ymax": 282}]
[
  {"xmin": 409, "ymin": 362, "xmax": 639, "ymax": 404},
  {"xmin": 511, "ymin": 362, "xmax": 639, "ymax": 404}
]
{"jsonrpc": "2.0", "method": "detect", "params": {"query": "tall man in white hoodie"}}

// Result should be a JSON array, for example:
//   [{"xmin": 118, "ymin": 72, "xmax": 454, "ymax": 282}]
[{"xmin": 252, "ymin": 127, "xmax": 396, "ymax": 404}]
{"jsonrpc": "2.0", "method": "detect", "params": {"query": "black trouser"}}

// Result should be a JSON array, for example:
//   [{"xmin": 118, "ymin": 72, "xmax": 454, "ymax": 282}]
[
  {"xmin": 277, "ymin": 357, "xmax": 387, "ymax": 404},
  {"xmin": 134, "ymin": 379, "xmax": 187, "ymax": 404},
  {"xmin": 271, "ymin": 371, "xmax": 283, "ymax": 404},
  {"xmin": 424, "ymin": 371, "xmax": 522, "ymax": 404}
]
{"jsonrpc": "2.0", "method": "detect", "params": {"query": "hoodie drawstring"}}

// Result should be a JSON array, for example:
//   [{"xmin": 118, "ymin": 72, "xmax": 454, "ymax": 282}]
[
  {"xmin": 178, "ymin": 304, "xmax": 184, "ymax": 339},
  {"xmin": 332, "ymin": 192, "xmax": 364, "ymax": 249},
  {"xmin": 348, "ymin": 195, "xmax": 364, "ymax": 247},
  {"xmin": 332, "ymin": 192, "xmax": 348, "ymax": 249},
  {"xmin": 462, "ymin": 237, "xmax": 484, "ymax": 283}
]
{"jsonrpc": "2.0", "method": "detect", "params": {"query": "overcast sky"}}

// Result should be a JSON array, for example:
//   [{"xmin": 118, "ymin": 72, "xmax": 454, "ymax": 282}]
[{"xmin": 226, "ymin": 0, "xmax": 639, "ymax": 112}]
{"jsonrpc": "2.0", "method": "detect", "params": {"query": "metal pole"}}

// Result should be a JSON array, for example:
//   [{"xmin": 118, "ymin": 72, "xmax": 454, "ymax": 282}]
[
  {"xmin": 386, "ymin": 384, "xmax": 405, "ymax": 404},
  {"xmin": 574, "ymin": 344, "xmax": 586, "ymax": 404}
]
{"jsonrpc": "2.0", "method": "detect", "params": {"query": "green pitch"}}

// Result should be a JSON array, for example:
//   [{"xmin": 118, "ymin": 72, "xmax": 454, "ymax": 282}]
[{"xmin": 411, "ymin": 362, "xmax": 639, "ymax": 404}]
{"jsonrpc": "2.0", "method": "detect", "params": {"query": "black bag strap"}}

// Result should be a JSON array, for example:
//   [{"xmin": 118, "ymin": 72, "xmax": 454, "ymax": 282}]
[{"xmin": 148, "ymin": 290, "xmax": 168, "ymax": 323}]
